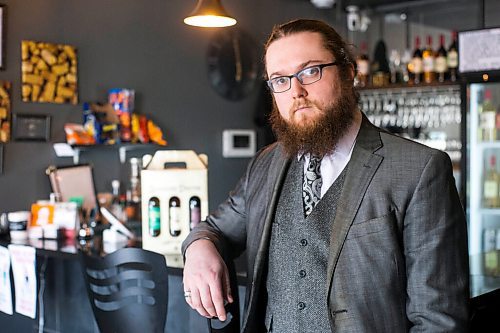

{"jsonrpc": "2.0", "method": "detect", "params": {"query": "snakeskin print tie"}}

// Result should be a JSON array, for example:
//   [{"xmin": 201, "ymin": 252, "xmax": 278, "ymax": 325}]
[{"xmin": 302, "ymin": 155, "xmax": 323, "ymax": 217}]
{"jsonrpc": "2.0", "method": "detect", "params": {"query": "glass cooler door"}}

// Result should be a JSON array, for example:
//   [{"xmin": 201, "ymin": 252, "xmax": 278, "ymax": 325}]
[{"xmin": 467, "ymin": 82, "xmax": 500, "ymax": 297}]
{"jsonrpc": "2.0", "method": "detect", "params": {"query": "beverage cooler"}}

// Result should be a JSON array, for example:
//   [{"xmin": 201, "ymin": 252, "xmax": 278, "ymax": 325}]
[
  {"xmin": 459, "ymin": 27, "xmax": 500, "ymax": 297},
  {"xmin": 465, "ymin": 81, "xmax": 500, "ymax": 297}
]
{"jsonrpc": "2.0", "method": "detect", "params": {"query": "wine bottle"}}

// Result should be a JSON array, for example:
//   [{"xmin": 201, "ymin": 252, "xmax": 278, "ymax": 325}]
[
  {"xmin": 355, "ymin": 41, "xmax": 370, "ymax": 88},
  {"xmin": 481, "ymin": 89, "xmax": 497, "ymax": 142},
  {"xmin": 189, "ymin": 196, "xmax": 201, "ymax": 230},
  {"xmin": 148, "ymin": 197, "xmax": 161, "ymax": 237},
  {"xmin": 447, "ymin": 31, "xmax": 458, "ymax": 82},
  {"xmin": 168, "ymin": 196, "xmax": 181, "ymax": 236},
  {"xmin": 435, "ymin": 35, "xmax": 448, "ymax": 83},
  {"xmin": 409, "ymin": 36, "xmax": 423, "ymax": 85},
  {"xmin": 483, "ymin": 155, "xmax": 499, "ymax": 208},
  {"xmin": 422, "ymin": 35, "xmax": 435, "ymax": 84}
]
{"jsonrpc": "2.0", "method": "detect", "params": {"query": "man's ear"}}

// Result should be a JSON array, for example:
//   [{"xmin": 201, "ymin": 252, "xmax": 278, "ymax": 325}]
[{"xmin": 347, "ymin": 63, "xmax": 356, "ymax": 82}]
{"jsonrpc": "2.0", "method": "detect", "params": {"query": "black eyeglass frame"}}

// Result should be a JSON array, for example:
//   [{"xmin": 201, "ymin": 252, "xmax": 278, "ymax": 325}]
[{"xmin": 266, "ymin": 61, "xmax": 338, "ymax": 93}]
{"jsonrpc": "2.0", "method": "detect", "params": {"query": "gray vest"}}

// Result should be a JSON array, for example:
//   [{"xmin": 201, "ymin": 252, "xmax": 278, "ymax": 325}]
[{"xmin": 265, "ymin": 158, "xmax": 346, "ymax": 333}]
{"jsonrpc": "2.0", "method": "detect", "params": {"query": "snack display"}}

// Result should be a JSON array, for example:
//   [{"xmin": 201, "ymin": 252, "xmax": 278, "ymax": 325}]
[{"xmin": 109, "ymin": 89, "xmax": 134, "ymax": 142}]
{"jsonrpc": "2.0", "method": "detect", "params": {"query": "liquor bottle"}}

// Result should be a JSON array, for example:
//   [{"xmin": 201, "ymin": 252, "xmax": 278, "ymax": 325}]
[
  {"xmin": 189, "ymin": 196, "xmax": 201, "ymax": 230},
  {"xmin": 447, "ymin": 31, "xmax": 458, "ymax": 82},
  {"xmin": 127, "ymin": 157, "xmax": 141, "ymax": 220},
  {"xmin": 483, "ymin": 155, "xmax": 499, "ymax": 208},
  {"xmin": 484, "ymin": 228, "xmax": 498, "ymax": 276},
  {"xmin": 422, "ymin": 35, "xmax": 435, "ymax": 84},
  {"xmin": 496, "ymin": 106, "xmax": 500, "ymax": 141},
  {"xmin": 168, "ymin": 196, "xmax": 181, "ymax": 236},
  {"xmin": 409, "ymin": 36, "xmax": 423, "ymax": 85},
  {"xmin": 355, "ymin": 41, "xmax": 370, "ymax": 88},
  {"xmin": 148, "ymin": 197, "xmax": 161, "ymax": 237},
  {"xmin": 435, "ymin": 35, "xmax": 448, "ymax": 83},
  {"xmin": 110, "ymin": 179, "xmax": 123, "ymax": 220},
  {"xmin": 481, "ymin": 89, "xmax": 497, "ymax": 141}
]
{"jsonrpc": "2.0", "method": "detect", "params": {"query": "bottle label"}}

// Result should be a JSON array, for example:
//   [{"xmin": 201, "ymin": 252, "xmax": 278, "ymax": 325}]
[
  {"xmin": 484, "ymin": 181, "xmax": 498, "ymax": 199},
  {"xmin": 423, "ymin": 57, "xmax": 434, "ymax": 73},
  {"xmin": 447, "ymin": 51, "xmax": 458, "ymax": 68},
  {"xmin": 357, "ymin": 60, "xmax": 370, "ymax": 75},
  {"xmin": 412, "ymin": 58, "xmax": 423, "ymax": 74},
  {"xmin": 149, "ymin": 207, "xmax": 161, "ymax": 234},
  {"xmin": 435, "ymin": 57, "xmax": 447, "ymax": 73},
  {"xmin": 169, "ymin": 207, "xmax": 182, "ymax": 233}
]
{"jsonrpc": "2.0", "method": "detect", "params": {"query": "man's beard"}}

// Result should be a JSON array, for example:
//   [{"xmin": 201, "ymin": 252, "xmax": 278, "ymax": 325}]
[{"xmin": 270, "ymin": 86, "xmax": 358, "ymax": 157}]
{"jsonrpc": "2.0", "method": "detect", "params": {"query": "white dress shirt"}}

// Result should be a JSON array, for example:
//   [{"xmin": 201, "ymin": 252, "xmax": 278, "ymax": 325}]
[{"xmin": 299, "ymin": 110, "xmax": 362, "ymax": 198}]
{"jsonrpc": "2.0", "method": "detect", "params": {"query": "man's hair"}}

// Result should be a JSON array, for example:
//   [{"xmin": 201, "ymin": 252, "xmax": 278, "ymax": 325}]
[{"xmin": 263, "ymin": 19, "xmax": 357, "ymax": 82}]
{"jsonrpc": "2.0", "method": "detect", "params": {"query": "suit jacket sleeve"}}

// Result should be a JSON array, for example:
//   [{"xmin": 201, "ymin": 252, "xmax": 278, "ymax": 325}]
[
  {"xmin": 404, "ymin": 150, "xmax": 469, "ymax": 331},
  {"xmin": 182, "ymin": 153, "xmax": 256, "ymax": 260}
]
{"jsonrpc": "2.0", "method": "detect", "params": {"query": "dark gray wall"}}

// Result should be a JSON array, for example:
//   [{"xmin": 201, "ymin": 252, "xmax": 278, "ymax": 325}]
[
  {"xmin": 0, "ymin": 0, "xmax": 496, "ymax": 213},
  {"xmin": 0, "ymin": 0, "xmax": 338, "ymax": 212}
]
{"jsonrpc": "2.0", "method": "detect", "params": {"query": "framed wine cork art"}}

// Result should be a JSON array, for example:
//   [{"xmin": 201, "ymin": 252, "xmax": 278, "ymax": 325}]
[{"xmin": 21, "ymin": 40, "xmax": 78, "ymax": 104}]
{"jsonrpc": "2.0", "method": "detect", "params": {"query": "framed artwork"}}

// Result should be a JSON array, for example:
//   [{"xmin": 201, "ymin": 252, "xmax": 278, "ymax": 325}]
[
  {"xmin": 12, "ymin": 114, "xmax": 51, "ymax": 141},
  {"xmin": 21, "ymin": 40, "xmax": 78, "ymax": 104},
  {"xmin": 0, "ymin": 144, "xmax": 3, "ymax": 174},
  {"xmin": 0, "ymin": 5, "xmax": 5, "ymax": 70},
  {"xmin": 0, "ymin": 80, "xmax": 10, "ymax": 142}
]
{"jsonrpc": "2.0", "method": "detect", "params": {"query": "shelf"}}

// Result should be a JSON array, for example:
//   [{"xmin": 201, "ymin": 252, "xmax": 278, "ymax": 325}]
[
  {"xmin": 477, "ymin": 142, "xmax": 500, "ymax": 149},
  {"xmin": 53, "ymin": 143, "xmax": 160, "ymax": 164},
  {"xmin": 357, "ymin": 81, "xmax": 461, "ymax": 93},
  {"xmin": 479, "ymin": 208, "xmax": 500, "ymax": 215}
]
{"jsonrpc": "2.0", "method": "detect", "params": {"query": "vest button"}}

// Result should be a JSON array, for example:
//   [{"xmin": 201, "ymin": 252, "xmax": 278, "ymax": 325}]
[
  {"xmin": 300, "ymin": 239, "xmax": 308, "ymax": 246},
  {"xmin": 299, "ymin": 269, "xmax": 306, "ymax": 278},
  {"xmin": 298, "ymin": 302, "xmax": 306, "ymax": 310}
]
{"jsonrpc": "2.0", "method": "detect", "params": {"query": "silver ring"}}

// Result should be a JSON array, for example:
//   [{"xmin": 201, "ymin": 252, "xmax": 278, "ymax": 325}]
[{"xmin": 184, "ymin": 290, "xmax": 192, "ymax": 298}]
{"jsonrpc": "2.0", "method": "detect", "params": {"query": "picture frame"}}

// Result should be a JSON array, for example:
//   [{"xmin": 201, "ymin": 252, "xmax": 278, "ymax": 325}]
[
  {"xmin": 12, "ymin": 114, "xmax": 51, "ymax": 141},
  {"xmin": 0, "ymin": 4, "xmax": 6, "ymax": 70},
  {"xmin": 0, "ymin": 144, "xmax": 3, "ymax": 174}
]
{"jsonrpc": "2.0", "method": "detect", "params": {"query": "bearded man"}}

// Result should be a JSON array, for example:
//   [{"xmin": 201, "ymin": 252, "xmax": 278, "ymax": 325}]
[{"xmin": 182, "ymin": 19, "xmax": 469, "ymax": 333}]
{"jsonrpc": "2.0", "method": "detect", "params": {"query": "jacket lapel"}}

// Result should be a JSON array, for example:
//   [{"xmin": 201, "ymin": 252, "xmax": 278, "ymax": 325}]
[{"xmin": 326, "ymin": 116, "xmax": 384, "ymax": 296}]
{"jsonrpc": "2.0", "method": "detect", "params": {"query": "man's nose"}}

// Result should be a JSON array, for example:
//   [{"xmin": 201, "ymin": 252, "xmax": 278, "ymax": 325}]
[{"xmin": 290, "ymin": 77, "xmax": 307, "ymax": 98}]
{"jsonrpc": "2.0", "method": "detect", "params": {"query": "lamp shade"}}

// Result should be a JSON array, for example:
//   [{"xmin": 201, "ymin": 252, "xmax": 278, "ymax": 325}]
[{"xmin": 184, "ymin": 0, "xmax": 237, "ymax": 27}]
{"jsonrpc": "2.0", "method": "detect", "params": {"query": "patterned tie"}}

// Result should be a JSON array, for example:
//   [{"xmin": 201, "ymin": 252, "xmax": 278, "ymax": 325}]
[{"xmin": 302, "ymin": 154, "xmax": 323, "ymax": 217}]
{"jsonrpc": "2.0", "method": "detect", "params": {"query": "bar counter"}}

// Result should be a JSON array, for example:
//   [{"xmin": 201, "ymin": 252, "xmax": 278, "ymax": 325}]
[
  {"xmin": 0, "ymin": 233, "xmax": 245, "ymax": 333},
  {"xmin": 0, "ymin": 234, "xmax": 498, "ymax": 332}
]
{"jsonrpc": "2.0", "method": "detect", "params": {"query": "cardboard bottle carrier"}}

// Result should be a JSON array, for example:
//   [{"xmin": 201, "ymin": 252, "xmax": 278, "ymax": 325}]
[{"xmin": 141, "ymin": 150, "xmax": 208, "ymax": 268}]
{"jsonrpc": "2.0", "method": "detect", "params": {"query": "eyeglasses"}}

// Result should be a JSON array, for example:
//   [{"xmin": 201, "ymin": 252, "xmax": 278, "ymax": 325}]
[{"xmin": 266, "ymin": 62, "xmax": 338, "ymax": 93}]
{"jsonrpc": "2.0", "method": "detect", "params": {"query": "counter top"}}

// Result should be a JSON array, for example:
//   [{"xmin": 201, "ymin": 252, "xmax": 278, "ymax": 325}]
[{"xmin": 1, "ymin": 234, "xmax": 499, "ymax": 298}]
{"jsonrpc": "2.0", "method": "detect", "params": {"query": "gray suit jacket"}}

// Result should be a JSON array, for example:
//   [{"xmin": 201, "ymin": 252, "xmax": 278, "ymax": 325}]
[{"xmin": 182, "ymin": 116, "xmax": 470, "ymax": 333}]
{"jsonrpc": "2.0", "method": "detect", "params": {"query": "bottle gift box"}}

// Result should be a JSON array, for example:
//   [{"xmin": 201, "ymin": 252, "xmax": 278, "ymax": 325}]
[{"xmin": 141, "ymin": 150, "xmax": 208, "ymax": 268}]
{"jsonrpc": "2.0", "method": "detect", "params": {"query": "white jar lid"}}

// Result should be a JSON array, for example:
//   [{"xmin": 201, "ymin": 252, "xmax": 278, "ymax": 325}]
[{"xmin": 8, "ymin": 211, "xmax": 31, "ymax": 223}]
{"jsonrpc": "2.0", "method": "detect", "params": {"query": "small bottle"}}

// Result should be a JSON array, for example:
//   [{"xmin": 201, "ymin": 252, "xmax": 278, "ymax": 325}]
[
  {"xmin": 168, "ymin": 196, "xmax": 181, "ymax": 237},
  {"xmin": 148, "ymin": 197, "xmax": 161, "ymax": 237},
  {"xmin": 189, "ymin": 196, "xmax": 201, "ymax": 230},
  {"xmin": 355, "ymin": 41, "xmax": 370, "ymax": 88},
  {"xmin": 483, "ymin": 155, "xmax": 499, "ymax": 208},
  {"xmin": 481, "ymin": 90, "xmax": 497, "ymax": 142},
  {"xmin": 409, "ymin": 36, "xmax": 423, "ymax": 85},
  {"xmin": 422, "ymin": 35, "xmax": 435, "ymax": 84},
  {"xmin": 435, "ymin": 35, "xmax": 448, "ymax": 83},
  {"xmin": 447, "ymin": 31, "xmax": 458, "ymax": 82},
  {"xmin": 110, "ymin": 180, "xmax": 122, "ymax": 219}
]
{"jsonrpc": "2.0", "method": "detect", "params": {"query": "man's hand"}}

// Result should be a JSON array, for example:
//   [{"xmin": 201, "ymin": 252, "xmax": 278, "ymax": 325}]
[{"xmin": 183, "ymin": 239, "xmax": 234, "ymax": 321}]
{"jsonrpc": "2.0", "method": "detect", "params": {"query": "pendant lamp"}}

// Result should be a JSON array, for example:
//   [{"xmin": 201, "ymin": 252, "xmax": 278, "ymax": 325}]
[{"xmin": 184, "ymin": 0, "xmax": 237, "ymax": 27}]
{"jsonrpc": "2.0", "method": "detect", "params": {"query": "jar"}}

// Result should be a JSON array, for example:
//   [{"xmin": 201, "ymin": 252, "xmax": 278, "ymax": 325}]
[{"xmin": 8, "ymin": 211, "xmax": 31, "ymax": 240}]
